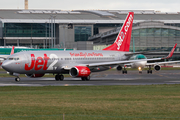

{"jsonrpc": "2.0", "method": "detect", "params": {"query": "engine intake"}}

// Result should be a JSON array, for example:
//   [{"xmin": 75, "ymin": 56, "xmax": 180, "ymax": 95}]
[
  {"xmin": 70, "ymin": 66, "xmax": 91, "ymax": 77},
  {"xmin": 25, "ymin": 74, "xmax": 45, "ymax": 78},
  {"xmin": 116, "ymin": 65, "xmax": 122, "ymax": 71},
  {"xmin": 154, "ymin": 65, "xmax": 161, "ymax": 71}
]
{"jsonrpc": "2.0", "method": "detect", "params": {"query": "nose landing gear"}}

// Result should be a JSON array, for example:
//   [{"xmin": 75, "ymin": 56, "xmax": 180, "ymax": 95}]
[
  {"xmin": 138, "ymin": 67, "xmax": 142, "ymax": 74},
  {"xmin": 15, "ymin": 77, "xmax": 20, "ymax": 82}
]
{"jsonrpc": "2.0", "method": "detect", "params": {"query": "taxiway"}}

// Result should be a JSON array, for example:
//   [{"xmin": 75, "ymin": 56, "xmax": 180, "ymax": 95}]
[{"xmin": 0, "ymin": 70, "xmax": 180, "ymax": 86}]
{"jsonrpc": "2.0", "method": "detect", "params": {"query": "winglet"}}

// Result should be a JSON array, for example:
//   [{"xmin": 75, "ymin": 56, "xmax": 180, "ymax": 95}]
[
  {"xmin": 10, "ymin": 46, "xmax": 15, "ymax": 55},
  {"xmin": 164, "ymin": 43, "xmax": 177, "ymax": 59}
]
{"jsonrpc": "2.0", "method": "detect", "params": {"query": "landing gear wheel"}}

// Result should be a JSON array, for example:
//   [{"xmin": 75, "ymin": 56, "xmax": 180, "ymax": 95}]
[
  {"xmin": 81, "ymin": 77, "xmax": 86, "ymax": 81},
  {"xmin": 147, "ymin": 66, "xmax": 152, "ymax": 74},
  {"xmin": 15, "ymin": 77, "xmax": 20, "ymax": 82},
  {"xmin": 122, "ymin": 70, "xmax": 127, "ymax": 74},
  {"xmin": 86, "ymin": 76, "xmax": 90, "ymax": 81},
  {"xmin": 59, "ymin": 75, "xmax": 64, "ymax": 81},
  {"xmin": 81, "ymin": 76, "xmax": 90, "ymax": 81},
  {"xmin": 55, "ymin": 74, "xmax": 64, "ymax": 81},
  {"xmin": 55, "ymin": 75, "xmax": 60, "ymax": 81},
  {"xmin": 122, "ymin": 66, "xmax": 127, "ymax": 74},
  {"xmin": 147, "ymin": 70, "xmax": 152, "ymax": 74}
]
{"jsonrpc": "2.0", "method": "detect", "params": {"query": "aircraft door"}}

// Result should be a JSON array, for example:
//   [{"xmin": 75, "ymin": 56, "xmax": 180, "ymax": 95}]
[{"xmin": 23, "ymin": 53, "xmax": 31, "ymax": 70}]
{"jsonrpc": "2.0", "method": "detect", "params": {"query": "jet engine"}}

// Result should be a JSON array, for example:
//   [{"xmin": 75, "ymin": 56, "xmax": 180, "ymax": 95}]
[
  {"xmin": 25, "ymin": 74, "xmax": 45, "ymax": 78},
  {"xmin": 154, "ymin": 65, "xmax": 161, "ymax": 71},
  {"xmin": 116, "ymin": 65, "xmax": 122, "ymax": 71},
  {"xmin": 70, "ymin": 66, "xmax": 91, "ymax": 77}
]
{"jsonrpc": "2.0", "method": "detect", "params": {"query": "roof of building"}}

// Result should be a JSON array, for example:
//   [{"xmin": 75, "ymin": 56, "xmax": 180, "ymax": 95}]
[{"xmin": 1, "ymin": 9, "xmax": 180, "ymax": 23}]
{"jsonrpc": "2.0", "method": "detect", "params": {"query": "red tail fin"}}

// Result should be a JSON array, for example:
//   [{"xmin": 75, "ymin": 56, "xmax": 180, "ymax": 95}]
[
  {"xmin": 164, "ymin": 43, "xmax": 177, "ymax": 59},
  {"xmin": 103, "ymin": 12, "xmax": 134, "ymax": 51},
  {"xmin": 10, "ymin": 46, "xmax": 14, "ymax": 55}
]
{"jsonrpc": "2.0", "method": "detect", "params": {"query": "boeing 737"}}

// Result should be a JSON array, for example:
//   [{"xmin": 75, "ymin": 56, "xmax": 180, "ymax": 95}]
[{"xmin": 1, "ymin": 12, "xmax": 177, "ymax": 81}]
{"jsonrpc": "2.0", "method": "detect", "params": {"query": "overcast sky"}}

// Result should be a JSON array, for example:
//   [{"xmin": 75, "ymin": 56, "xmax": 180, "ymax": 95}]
[{"xmin": 0, "ymin": 0, "xmax": 179, "ymax": 12}]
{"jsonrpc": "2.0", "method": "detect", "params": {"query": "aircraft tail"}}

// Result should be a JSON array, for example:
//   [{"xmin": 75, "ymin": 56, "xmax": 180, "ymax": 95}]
[
  {"xmin": 103, "ymin": 12, "xmax": 134, "ymax": 51},
  {"xmin": 164, "ymin": 43, "xmax": 177, "ymax": 59},
  {"xmin": 10, "ymin": 46, "xmax": 14, "ymax": 55}
]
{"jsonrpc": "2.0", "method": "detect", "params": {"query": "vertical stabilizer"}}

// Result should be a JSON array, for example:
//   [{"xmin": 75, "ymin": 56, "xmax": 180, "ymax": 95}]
[
  {"xmin": 10, "ymin": 46, "xmax": 14, "ymax": 55},
  {"xmin": 103, "ymin": 12, "xmax": 134, "ymax": 51}
]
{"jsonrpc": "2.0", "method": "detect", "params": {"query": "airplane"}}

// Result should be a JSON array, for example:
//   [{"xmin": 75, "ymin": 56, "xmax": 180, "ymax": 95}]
[
  {"xmin": 0, "ymin": 46, "xmax": 14, "ymax": 65},
  {"xmin": 1, "ymin": 12, "xmax": 178, "ymax": 82},
  {"xmin": 119, "ymin": 51, "xmax": 180, "ymax": 74}
]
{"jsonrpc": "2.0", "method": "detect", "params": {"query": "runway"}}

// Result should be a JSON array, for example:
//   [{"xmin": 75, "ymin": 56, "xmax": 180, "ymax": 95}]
[{"xmin": 0, "ymin": 70, "xmax": 180, "ymax": 86}]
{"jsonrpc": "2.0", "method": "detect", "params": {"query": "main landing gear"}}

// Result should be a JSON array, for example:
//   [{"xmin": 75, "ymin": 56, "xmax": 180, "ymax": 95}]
[
  {"xmin": 55, "ymin": 74, "xmax": 64, "ymax": 81},
  {"xmin": 122, "ymin": 66, "xmax": 127, "ymax": 74},
  {"xmin": 15, "ymin": 77, "xmax": 20, "ymax": 82},
  {"xmin": 147, "ymin": 65, "xmax": 152, "ymax": 74},
  {"xmin": 81, "ymin": 76, "xmax": 90, "ymax": 81}
]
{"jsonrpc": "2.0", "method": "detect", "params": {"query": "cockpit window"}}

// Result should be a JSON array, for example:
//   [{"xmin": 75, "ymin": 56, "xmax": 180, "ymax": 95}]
[
  {"xmin": 136, "ymin": 55, "xmax": 146, "ymax": 59},
  {"xmin": 8, "ymin": 58, "xmax": 13, "ymax": 60},
  {"xmin": 129, "ymin": 54, "xmax": 147, "ymax": 60},
  {"xmin": 8, "ymin": 58, "xmax": 20, "ymax": 60}
]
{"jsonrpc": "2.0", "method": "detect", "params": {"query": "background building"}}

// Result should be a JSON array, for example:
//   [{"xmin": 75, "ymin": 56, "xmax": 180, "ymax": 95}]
[{"xmin": 0, "ymin": 9, "xmax": 180, "ymax": 52}]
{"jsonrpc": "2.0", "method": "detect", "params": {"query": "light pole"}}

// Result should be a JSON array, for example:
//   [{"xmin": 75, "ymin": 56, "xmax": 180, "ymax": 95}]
[
  {"xmin": 53, "ymin": 16, "xmax": 56, "ymax": 48},
  {"xmin": 45, "ymin": 22, "xmax": 47, "ymax": 48},
  {"xmin": 49, "ymin": 14, "xmax": 56, "ymax": 48}
]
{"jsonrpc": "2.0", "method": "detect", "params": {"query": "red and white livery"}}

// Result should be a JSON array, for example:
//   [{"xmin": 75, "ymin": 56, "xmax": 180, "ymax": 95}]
[{"xmin": 2, "ymin": 12, "xmax": 178, "ymax": 81}]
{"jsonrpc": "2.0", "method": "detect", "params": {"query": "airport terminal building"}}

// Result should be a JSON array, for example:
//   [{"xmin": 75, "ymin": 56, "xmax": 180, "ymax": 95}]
[{"xmin": 0, "ymin": 9, "xmax": 180, "ymax": 52}]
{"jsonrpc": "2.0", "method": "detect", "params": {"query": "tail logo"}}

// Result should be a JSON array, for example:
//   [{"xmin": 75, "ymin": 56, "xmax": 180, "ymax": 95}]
[
  {"xmin": 116, "ymin": 32, "xmax": 125, "ymax": 50},
  {"xmin": 103, "ymin": 12, "xmax": 134, "ymax": 51},
  {"xmin": 115, "ymin": 14, "xmax": 133, "ymax": 50}
]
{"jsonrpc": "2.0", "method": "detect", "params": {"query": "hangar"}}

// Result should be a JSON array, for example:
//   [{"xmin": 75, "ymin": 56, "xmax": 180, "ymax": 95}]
[{"xmin": 0, "ymin": 9, "xmax": 180, "ymax": 52}]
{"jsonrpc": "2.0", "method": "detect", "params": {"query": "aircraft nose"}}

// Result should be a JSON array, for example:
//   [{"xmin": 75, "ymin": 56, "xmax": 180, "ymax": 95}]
[{"xmin": 2, "ymin": 61, "xmax": 12, "ymax": 71}]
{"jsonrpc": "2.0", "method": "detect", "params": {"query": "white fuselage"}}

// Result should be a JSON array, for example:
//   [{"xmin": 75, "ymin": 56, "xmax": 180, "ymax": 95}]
[
  {"xmin": 130, "ymin": 61, "xmax": 147, "ymax": 69},
  {"xmin": 2, "ymin": 50, "xmax": 129, "ymax": 74}
]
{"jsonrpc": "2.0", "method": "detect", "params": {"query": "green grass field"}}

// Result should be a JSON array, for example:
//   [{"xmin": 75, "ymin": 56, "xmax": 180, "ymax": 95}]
[{"xmin": 0, "ymin": 85, "xmax": 180, "ymax": 120}]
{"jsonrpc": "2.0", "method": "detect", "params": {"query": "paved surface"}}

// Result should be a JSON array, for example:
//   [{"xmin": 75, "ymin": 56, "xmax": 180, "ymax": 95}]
[{"xmin": 0, "ymin": 70, "xmax": 180, "ymax": 86}]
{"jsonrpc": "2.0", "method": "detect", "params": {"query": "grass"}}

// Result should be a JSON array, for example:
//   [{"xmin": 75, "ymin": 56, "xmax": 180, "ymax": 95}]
[{"xmin": 0, "ymin": 85, "xmax": 180, "ymax": 120}]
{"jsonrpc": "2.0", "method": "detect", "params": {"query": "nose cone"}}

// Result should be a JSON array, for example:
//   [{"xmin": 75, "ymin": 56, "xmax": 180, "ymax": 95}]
[{"xmin": 2, "ymin": 61, "xmax": 12, "ymax": 72}]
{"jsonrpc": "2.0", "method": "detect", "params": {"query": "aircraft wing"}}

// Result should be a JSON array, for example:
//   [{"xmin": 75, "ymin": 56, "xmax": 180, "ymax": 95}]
[
  {"xmin": 61, "ymin": 58, "xmax": 162, "ymax": 70},
  {"xmin": 146, "ymin": 60, "xmax": 180, "ymax": 66},
  {"xmin": 87, "ymin": 58, "xmax": 162, "ymax": 67},
  {"xmin": 88, "ymin": 44, "xmax": 177, "ymax": 67},
  {"xmin": 0, "ymin": 46, "xmax": 15, "ymax": 60},
  {"xmin": 0, "ymin": 55, "xmax": 9, "ymax": 60},
  {"xmin": 62, "ymin": 43, "xmax": 177, "ymax": 69}
]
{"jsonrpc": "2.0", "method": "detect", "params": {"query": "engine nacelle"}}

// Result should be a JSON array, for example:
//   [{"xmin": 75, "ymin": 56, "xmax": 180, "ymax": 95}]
[
  {"xmin": 70, "ymin": 66, "xmax": 91, "ymax": 77},
  {"xmin": 116, "ymin": 65, "xmax": 122, "ymax": 71},
  {"xmin": 25, "ymin": 74, "xmax": 45, "ymax": 78},
  {"xmin": 154, "ymin": 65, "xmax": 161, "ymax": 71}
]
